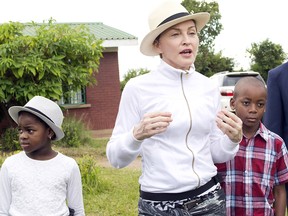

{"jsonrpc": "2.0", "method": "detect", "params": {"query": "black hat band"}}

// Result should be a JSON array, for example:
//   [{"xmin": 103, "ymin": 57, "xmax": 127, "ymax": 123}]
[
  {"xmin": 25, "ymin": 106, "xmax": 54, "ymax": 123},
  {"xmin": 157, "ymin": 12, "xmax": 190, "ymax": 27}
]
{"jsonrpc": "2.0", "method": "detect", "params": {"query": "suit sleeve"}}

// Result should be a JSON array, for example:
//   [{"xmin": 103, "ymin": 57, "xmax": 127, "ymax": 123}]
[{"xmin": 264, "ymin": 69, "xmax": 284, "ymax": 137}]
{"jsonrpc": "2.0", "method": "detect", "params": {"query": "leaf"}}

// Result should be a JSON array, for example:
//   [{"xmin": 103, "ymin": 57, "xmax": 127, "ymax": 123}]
[
  {"xmin": 0, "ymin": 88, "xmax": 5, "ymax": 99},
  {"xmin": 29, "ymin": 67, "xmax": 36, "ymax": 76},
  {"xmin": 38, "ymin": 70, "xmax": 44, "ymax": 80}
]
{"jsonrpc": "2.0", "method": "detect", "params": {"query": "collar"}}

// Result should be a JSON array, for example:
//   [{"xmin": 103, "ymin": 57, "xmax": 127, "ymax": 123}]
[
  {"xmin": 243, "ymin": 122, "xmax": 270, "ymax": 142},
  {"xmin": 156, "ymin": 60, "xmax": 195, "ymax": 80}
]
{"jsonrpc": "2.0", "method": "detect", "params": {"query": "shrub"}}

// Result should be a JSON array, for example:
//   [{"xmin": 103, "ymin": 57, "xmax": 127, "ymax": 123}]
[
  {"xmin": 0, "ymin": 116, "xmax": 93, "ymax": 151},
  {"xmin": 0, "ymin": 155, "xmax": 5, "ymax": 167},
  {"xmin": 0, "ymin": 127, "xmax": 20, "ymax": 152},
  {"xmin": 77, "ymin": 155, "xmax": 108, "ymax": 194},
  {"xmin": 0, "ymin": 151, "xmax": 17, "ymax": 167},
  {"xmin": 56, "ymin": 117, "xmax": 93, "ymax": 148}
]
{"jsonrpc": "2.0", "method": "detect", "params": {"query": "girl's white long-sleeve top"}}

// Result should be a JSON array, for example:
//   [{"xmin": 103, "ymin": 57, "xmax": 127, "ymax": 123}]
[
  {"xmin": 0, "ymin": 151, "xmax": 85, "ymax": 216},
  {"xmin": 106, "ymin": 60, "xmax": 239, "ymax": 193}
]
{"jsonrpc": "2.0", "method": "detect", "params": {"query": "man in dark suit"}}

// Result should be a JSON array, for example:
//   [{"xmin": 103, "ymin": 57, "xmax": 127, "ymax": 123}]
[{"xmin": 264, "ymin": 61, "xmax": 288, "ymax": 206}]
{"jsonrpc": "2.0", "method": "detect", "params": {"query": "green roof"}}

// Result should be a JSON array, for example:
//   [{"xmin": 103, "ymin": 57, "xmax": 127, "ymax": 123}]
[{"xmin": 23, "ymin": 22, "xmax": 138, "ymax": 47}]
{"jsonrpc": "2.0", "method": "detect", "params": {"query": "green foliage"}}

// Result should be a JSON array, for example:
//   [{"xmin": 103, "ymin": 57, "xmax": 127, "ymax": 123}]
[
  {"xmin": 181, "ymin": 0, "xmax": 235, "ymax": 75},
  {"xmin": 0, "ymin": 19, "xmax": 103, "ymax": 118},
  {"xmin": 57, "ymin": 117, "xmax": 93, "ymax": 148},
  {"xmin": 0, "ymin": 127, "xmax": 20, "ymax": 152},
  {"xmin": 0, "ymin": 116, "xmax": 94, "ymax": 151},
  {"xmin": 0, "ymin": 156, "xmax": 3, "ymax": 167},
  {"xmin": 62, "ymin": 138, "xmax": 141, "ymax": 215},
  {"xmin": 247, "ymin": 39, "xmax": 286, "ymax": 81},
  {"xmin": 182, "ymin": 0, "xmax": 223, "ymax": 50},
  {"xmin": 0, "ymin": 22, "xmax": 24, "ymax": 43},
  {"xmin": 120, "ymin": 68, "xmax": 150, "ymax": 91},
  {"xmin": 77, "ymin": 155, "xmax": 108, "ymax": 194},
  {"xmin": 0, "ymin": 152, "xmax": 15, "ymax": 167},
  {"xmin": 84, "ymin": 168, "xmax": 140, "ymax": 216},
  {"xmin": 195, "ymin": 47, "xmax": 234, "ymax": 77}
]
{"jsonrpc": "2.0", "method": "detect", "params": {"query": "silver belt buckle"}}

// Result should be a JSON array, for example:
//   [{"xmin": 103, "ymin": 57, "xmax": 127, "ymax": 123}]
[{"xmin": 183, "ymin": 198, "xmax": 201, "ymax": 211}]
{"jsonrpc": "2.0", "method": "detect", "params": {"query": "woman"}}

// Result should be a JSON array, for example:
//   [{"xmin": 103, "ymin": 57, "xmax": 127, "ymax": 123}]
[{"xmin": 106, "ymin": 1, "xmax": 242, "ymax": 215}]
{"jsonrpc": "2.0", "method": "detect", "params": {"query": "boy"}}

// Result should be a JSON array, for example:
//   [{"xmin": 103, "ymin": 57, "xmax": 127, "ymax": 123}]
[{"xmin": 216, "ymin": 77, "xmax": 288, "ymax": 215}]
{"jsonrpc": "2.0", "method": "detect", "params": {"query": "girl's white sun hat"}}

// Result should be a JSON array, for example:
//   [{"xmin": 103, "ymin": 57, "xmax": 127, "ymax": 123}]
[
  {"xmin": 8, "ymin": 96, "xmax": 65, "ymax": 141},
  {"xmin": 140, "ymin": 1, "xmax": 210, "ymax": 56}
]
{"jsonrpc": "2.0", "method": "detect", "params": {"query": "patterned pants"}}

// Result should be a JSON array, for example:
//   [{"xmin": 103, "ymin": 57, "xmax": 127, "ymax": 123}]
[{"xmin": 138, "ymin": 188, "xmax": 226, "ymax": 216}]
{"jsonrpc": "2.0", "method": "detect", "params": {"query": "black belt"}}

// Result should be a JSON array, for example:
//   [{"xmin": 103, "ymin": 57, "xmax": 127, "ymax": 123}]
[
  {"xmin": 183, "ymin": 188, "xmax": 221, "ymax": 211},
  {"xmin": 140, "ymin": 175, "xmax": 220, "ymax": 201}
]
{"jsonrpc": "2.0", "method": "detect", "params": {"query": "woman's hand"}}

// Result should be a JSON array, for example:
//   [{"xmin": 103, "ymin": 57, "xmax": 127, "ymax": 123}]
[
  {"xmin": 216, "ymin": 109, "xmax": 243, "ymax": 143},
  {"xmin": 133, "ymin": 112, "xmax": 173, "ymax": 140}
]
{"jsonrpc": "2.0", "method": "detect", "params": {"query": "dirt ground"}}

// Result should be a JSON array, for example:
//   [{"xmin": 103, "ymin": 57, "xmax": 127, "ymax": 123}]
[
  {"xmin": 96, "ymin": 156, "xmax": 141, "ymax": 170},
  {"xmin": 91, "ymin": 129, "xmax": 142, "ymax": 170},
  {"xmin": 90, "ymin": 129, "xmax": 113, "ymax": 139}
]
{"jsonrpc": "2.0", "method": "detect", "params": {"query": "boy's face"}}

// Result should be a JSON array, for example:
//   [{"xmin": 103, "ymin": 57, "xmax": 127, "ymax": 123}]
[{"xmin": 230, "ymin": 84, "xmax": 266, "ymax": 132}]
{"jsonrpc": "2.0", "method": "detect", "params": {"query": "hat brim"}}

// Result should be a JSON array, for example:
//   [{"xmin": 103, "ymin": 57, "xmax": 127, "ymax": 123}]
[
  {"xmin": 8, "ymin": 106, "xmax": 64, "ymax": 141},
  {"xmin": 140, "ymin": 12, "xmax": 210, "ymax": 56}
]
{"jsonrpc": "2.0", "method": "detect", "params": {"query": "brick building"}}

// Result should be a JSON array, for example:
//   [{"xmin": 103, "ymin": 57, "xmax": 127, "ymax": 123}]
[
  {"xmin": 58, "ymin": 22, "xmax": 137, "ymax": 131},
  {"xmin": 0, "ymin": 22, "xmax": 138, "ymax": 133}
]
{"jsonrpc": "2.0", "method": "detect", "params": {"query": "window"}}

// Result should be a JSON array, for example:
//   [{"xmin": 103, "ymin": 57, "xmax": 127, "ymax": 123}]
[{"xmin": 59, "ymin": 88, "xmax": 86, "ymax": 105}]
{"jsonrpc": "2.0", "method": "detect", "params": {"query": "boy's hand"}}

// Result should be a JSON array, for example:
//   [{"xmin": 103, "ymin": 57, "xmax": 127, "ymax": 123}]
[{"xmin": 216, "ymin": 109, "xmax": 243, "ymax": 143}]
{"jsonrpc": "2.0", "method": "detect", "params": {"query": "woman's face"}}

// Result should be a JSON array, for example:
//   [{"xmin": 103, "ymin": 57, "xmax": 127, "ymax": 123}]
[{"xmin": 155, "ymin": 20, "xmax": 199, "ymax": 71}]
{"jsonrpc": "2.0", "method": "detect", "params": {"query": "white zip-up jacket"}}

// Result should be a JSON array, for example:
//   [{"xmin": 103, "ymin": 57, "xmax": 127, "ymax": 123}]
[{"xmin": 106, "ymin": 60, "xmax": 239, "ymax": 193}]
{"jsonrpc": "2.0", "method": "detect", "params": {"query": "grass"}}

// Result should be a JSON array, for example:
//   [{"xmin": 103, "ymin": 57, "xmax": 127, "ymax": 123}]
[
  {"xmin": 2, "ymin": 137, "xmax": 288, "ymax": 215},
  {"xmin": 56, "ymin": 138, "xmax": 141, "ymax": 216},
  {"xmin": 84, "ymin": 167, "xmax": 140, "ymax": 215},
  {"xmin": 0, "ymin": 138, "xmax": 141, "ymax": 216}
]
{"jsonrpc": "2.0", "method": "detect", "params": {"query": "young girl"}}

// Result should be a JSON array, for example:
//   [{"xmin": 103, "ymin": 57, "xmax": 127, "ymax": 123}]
[{"xmin": 0, "ymin": 96, "xmax": 85, "ymax": 216}]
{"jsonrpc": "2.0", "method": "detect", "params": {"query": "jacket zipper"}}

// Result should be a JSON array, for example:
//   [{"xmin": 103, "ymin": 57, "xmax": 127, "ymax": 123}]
[{"xmin": 180, "ymin": 72, "xmax": 200, "ymax": 188}]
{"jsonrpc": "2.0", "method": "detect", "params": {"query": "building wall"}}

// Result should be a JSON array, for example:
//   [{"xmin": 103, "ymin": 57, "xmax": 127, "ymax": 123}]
[{"xmin": 64, "ymin": 52, "xmax": 121, "ymax": 130}]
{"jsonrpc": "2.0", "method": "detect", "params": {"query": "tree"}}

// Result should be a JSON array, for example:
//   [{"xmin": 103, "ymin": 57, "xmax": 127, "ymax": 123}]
[
  {"xmin": 195, "ymin": 47, "xmax": 234, "ymax": 77},
  {"xmin": 120, "ymin": 0, "xmax": 234, "ymax": 90},
  {"xmin": 182, "ymin": 0, "xmax": 222, "ymax": 50},
  {"xmin": 247, "ymin": 39, "xmax": 286, "ymax": 81},
  {"xmin": 120, "ymin": 68, "xmax": 150, "ymax": 92},
  {"xmin": 0, "ymin": 20, "xmax": 103, "ymax": 125},
  {"xmin": 181, "ymin": 0, "xmax": 235, "ymax": 75}
]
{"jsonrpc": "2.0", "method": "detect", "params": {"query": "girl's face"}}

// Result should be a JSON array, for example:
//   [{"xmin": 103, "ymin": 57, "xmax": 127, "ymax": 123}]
[
  {"xmin": 18, "ymin": 112, "xmax": 54, "ymax": 159},
  {"xmin": 155, "ymin": 20, "xmax": 199, "ymax": 71}
]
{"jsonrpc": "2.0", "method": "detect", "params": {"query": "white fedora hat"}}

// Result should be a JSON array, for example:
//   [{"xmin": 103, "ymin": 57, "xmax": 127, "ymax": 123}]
[
  {"xmin": 8, "ymin": 96, "xmax": 64, "ymax": 141},
  {"xmin": 140, "ymin": 1, "xmax": 210, "ymax": 56}
]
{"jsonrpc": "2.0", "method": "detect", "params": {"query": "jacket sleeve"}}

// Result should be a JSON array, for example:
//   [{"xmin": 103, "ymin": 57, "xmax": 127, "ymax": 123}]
[
  {"xmin": 210, "ymin": 134, "xmax": 239, "ymax": 163},
  {"xmin": 209, "ymin": 84, "xmax": 239, "ymax": 163},
  {"xmin": 106, "ymin": 80, "xmax": 142, "ymax": 168}
]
